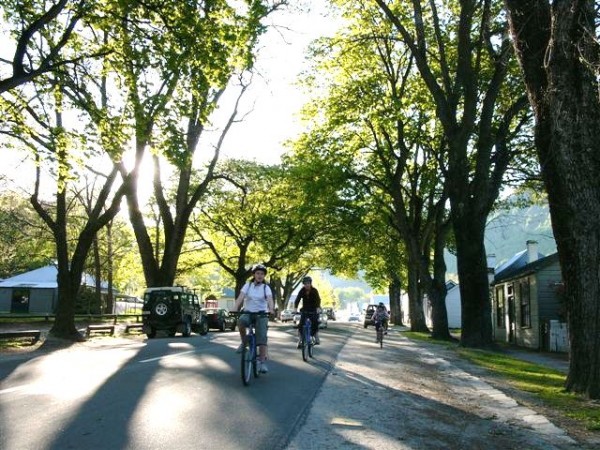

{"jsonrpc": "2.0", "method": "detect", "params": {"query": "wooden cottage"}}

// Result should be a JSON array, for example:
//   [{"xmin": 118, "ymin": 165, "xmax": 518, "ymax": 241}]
[{"xmin": 491, "ymin": 240, "xmax": 565, "ymax": 351}]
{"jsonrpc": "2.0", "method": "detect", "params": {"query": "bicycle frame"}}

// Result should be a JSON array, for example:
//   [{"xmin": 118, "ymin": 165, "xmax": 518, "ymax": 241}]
[
  {"xmin": 241, "ymin": 312, "xmax": 267, "ymax": 386},
  {"xmin": 301, "ymin": 312, "xmax": 315, "ymax": 361},
  {"xmin": 375, "ymin": 320, "xmax": 384, "ymax": 348}
]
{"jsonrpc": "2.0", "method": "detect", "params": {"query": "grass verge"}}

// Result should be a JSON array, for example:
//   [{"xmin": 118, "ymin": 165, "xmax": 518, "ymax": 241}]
[{"xmin": 403, "ymin": 331, "xmax": 600, "ymax": 431}]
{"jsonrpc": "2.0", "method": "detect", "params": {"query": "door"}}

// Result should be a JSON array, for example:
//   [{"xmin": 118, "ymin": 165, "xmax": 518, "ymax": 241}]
[{"xmin": 11, "ymin": 288, "xmax": 30, "ymax": 313}]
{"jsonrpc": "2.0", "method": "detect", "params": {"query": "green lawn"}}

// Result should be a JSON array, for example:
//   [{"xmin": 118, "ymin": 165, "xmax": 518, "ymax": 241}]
[{"xmin": 403, "ymin": 331, "xmax": 600, "ymax": 431}]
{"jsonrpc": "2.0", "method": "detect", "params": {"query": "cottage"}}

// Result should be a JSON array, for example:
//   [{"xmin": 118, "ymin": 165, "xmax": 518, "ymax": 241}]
[
  {"xmin": 424, "ymin": 280, "xmax": 462, "ymax": 329},
  {"xmin": 491, "ymin": 240, "xmax": 565, "ymax": 351},
  {"xmin": 0, "ymin": 265, "xmax": 113, "ymax": 314}
]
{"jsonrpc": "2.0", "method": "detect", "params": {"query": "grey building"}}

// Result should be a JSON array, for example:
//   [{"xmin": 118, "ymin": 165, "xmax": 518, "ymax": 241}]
[{"xmin": 491, "ymin": 240, "xmax": 564, "ymax": 351}]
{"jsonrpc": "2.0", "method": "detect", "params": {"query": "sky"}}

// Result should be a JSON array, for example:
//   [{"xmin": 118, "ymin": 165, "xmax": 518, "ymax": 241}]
[{"xmin": 215, "ymin": 1, "xmax": 342, "ymax": 163}]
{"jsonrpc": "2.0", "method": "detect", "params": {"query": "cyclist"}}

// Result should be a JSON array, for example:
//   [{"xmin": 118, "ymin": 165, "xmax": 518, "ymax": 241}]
[
  {"xmin": 371, "ymin": 302, "xmax": 390, "ymax": 341},
  {"xmin": 234, "ymin": 263, "xmax": 275, "ymax": 374},
  {"xmin": 293, "ymin": 276, "xmax": 321, "ymax": 348}
]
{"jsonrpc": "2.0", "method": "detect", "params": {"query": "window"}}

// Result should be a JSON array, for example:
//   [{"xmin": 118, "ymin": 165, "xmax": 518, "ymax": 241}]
[
  {"xmin": 495, "ymin": 286, "xmax": 505, "ymax": 328},
  {"xmin": 520, "ymin": 280, "xmax": 531, "ymax": 327},
  {"xmin": 11, "ymin": 289, "xmax": 30, "ymax": 313}
]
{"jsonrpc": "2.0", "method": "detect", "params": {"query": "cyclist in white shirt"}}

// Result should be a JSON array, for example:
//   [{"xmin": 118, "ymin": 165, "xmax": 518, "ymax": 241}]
[{"xmin": 234, "ymin": 264, "xmax": 275, "ymax": 373}]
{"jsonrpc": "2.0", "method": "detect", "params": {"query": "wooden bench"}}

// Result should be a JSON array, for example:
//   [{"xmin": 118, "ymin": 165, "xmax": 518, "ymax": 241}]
[
  {"xmin": 0, "ymin": 330, "xmax": 41, "ymax": 343},
  {"xmin": 85, "ymin": 324, "xmax": 115, "ymax": 337},
  {"xmin": 125, "ymin": 323, "xmax": 144, "ymax": 333}
]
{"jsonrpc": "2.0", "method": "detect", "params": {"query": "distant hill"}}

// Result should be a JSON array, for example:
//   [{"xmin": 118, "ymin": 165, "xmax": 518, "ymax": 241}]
[{"xmin": 446, "ymin": 203, "xmax": 556, "ymax": 277}]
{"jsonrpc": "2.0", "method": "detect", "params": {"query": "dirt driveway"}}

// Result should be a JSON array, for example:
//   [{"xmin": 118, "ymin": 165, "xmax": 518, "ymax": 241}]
[{"xmin": 285, "ymin": 326, "xmax": 600, "ymax": 450}]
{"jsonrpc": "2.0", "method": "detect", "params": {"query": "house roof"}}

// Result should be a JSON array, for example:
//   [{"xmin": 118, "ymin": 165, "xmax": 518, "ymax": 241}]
[
  {"xmin": 493, "ymin": 252, "xmax": 560, "ymax": 284},
  {"xmin": 0, "ymin": 265, "xmax": 110, "ymax": 290}
]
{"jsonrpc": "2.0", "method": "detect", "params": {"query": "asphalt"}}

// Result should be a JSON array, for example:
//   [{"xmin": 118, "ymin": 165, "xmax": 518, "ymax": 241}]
[{"xmin": 1, "ymin": 321, "xmax": 591, "ymax": 449}]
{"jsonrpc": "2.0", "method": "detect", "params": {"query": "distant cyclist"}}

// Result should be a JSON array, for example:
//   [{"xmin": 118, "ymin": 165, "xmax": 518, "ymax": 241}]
[
  {"xmin": 294, "ymin": 276, "xmax": 321, "ymax": 347},
  {"xmin": 234, "ymin": 264, "xmax": 275, "ymax": 374},
  {"xmin": 371, "ymin": 302, "xmax": 390, "ymax": 341}
]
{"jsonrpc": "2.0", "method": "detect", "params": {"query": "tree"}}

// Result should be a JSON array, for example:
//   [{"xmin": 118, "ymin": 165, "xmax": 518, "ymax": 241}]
[
  {"xmin": 0, "ymin": 0, "xmax": 94, "ymax": 93},
  {"xmin": 374, "ymin": 0, "xmax": 531, "ymax": 347},
  {"xmin": 289, "ymin": 6, "xmax": 457, "ymax": 335},
  {"xmin": 190, "ymin": 160, "xmax": 321, "ymax": 297},
  {"xmin": 0, "ymin": 191, "xmax": 54, "ymax": 277},
  {"xmin": 504, "ymin": 0, "xmax": 600, "ymax": 398},
  {"xmin": 116, "ymin": 0, "xmax": 285, "ymax": 288}
]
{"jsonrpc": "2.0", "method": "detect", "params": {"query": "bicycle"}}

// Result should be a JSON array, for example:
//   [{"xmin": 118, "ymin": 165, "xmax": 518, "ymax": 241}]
[
  {"xmin": 300, "ymin": 311, "xmax": 317, "ymax": 362},
  {"xmin": 240, "ymin": 312, "xmax": 268, "ymax": 386},
  {"xmin": 375, "ymin": 319, "xmax": 384, "ymax": 348}
]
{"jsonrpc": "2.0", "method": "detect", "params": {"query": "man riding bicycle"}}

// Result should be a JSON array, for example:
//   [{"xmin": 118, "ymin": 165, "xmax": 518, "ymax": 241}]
[
  {"xmin": 234, "ymin": 264, "xmax": 275, "ymax": 374},
  {"xmin": 372, "ymin": 302, "xmax": 389, "ymax": 341},
  {"xmin": 294, "ymin": 276, "xmax": 322, "ymax": 348}
]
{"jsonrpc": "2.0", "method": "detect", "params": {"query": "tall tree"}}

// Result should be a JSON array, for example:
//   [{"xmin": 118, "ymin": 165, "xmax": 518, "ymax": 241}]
[
  {"xmin": 374, "ymin": 0, "xmax": 530, "ymax": 346},
  {"xmin": 190, "ymin": 160, "xmax": 321, "ymax": 296},
  {"xmin": 504, "ymin": 0, "xmax": 600, "ymax": 398},
  {"xmin": 117, "ymin": 0, "xmax": 285, "ymax": 288}
]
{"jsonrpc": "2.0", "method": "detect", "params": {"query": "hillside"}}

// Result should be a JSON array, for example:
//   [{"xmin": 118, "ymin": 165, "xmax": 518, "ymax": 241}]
[{"xmin": 446, "ymin": 203, "xmax": 556, "ymax": 277}]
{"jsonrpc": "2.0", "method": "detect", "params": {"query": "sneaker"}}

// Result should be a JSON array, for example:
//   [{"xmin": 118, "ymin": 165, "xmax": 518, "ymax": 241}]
[
  {"xmin": 314, "ymin": 336, "xmax": 320, "ymax": 345},
  {"xmin": 259, "ymin": 362, "xmax": 269, "ymax": 373},
  {"xmin": 384, "ymin": 331, "xmax": 388, "ymax": 335},
  {"xmin": 296, "ymin": 341, "xmax": 302, "ymax": 349},
  {"xmin": 236, "ymin": 343, "xmax": 245, "ymax": 353}
]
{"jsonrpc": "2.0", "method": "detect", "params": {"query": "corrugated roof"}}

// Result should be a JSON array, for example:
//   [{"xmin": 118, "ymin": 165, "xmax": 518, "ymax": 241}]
[
  {"xmin": 493, "ymin": 252, "xmax": 559, "ymax": 284},
  {"xmin": 0, "ymin": 265, "xmax": 109, "ymax": 290}
]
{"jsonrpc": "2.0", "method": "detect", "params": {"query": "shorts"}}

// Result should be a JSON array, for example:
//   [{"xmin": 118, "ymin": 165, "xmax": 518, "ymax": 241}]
[{"xmin": 238, "ymin": 313, "xmax": 269, "ymax": 346}]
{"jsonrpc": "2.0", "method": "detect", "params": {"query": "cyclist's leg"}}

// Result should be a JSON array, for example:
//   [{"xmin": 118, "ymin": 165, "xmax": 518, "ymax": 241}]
[
  {"xmin": 237, "ymin": 314, "xmax": 250, "ymax": 351},
  {"xmin": 311, "ymin": 312, "xmax": 320, "ymax": 344},
  {"xmin": 255, "ymin": 316, "xmax": 268, "ymax": 362}
]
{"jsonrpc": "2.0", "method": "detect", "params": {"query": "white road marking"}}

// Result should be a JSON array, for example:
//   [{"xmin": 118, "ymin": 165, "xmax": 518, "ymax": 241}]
[{"xmin": 139, "ymin": 350, "xmax": 196, "ymax": 363}]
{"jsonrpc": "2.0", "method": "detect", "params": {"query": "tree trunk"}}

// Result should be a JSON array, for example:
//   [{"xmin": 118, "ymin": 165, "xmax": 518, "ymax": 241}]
[
  {"xmin": 505, "ymin": 0, "xmax": 600, "ymax": 399},
  {"xmin": 388, "ymin": 275, "xmax": 403, "ymax": 326},
  {"xmin": 406, "ymin": 259, "xmax": 428, "ymax": 332},
  {"xmin": 105, "ymin": 221, "xmax": 114, "ymax": 314},
  {"xmin": 92, "ymin": 235, "xmax": 102, "ymax": 314},
  {"xmin": 453, "ymin": 215, "xmax": 493, "ymax": 347}
]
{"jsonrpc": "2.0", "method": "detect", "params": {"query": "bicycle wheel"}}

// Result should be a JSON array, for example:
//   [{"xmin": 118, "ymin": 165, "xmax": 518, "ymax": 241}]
[
  {"xmin": 308, "ymin": 336, "xmax": 314, "ymax": 358},
  {"xmin": 378, "ymin": 329, "xmax": 383, "ymax": 348},
  {"xmin": 241, "ymin": 342, "xmax": 252, "ymax": 386},
  {"xmin": 252, "ymin": 339, "xmax": 260, "ymax": 378}
]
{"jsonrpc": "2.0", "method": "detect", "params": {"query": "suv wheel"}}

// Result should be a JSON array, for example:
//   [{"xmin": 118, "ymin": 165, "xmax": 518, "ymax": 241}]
[
  {"xmin": 219, "ymin": 320, "xmax": 226, "ymax": 332},
  {"xmin": 182, "ymin": 317, "xmax": 192, "ymax": 337},
  {"xmin": 198, "ymin": 317, "xmax": 209, "ymax": 335},
  {"xmin": 154, "ymin": 302, "xmax": 169, "ymax": 316}
]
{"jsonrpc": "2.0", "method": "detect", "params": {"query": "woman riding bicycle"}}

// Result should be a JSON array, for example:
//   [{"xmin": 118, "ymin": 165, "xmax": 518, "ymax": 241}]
[
  {"xmin": 234, "ymin": 264, "xmax": 275, "ymax": 374},
  {"xmin": 372, "ymin": 302, "xmax": 390, "ymax": 341},
  {"xmin": 294, "ymin": 276, "xmax": 321, "ymax": 348}
]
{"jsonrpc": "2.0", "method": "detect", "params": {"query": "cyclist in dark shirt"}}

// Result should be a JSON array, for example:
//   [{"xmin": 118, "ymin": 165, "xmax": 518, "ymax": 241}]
[{"xmin": 294, "ymin": 276, "xmax": 322, "ymax": 347}]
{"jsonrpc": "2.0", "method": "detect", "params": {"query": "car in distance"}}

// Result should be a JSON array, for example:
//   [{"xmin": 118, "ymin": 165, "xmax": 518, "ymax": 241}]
[
  {"xmin": 142, "ymin": 286, "xmax": 209, "ymax": 338},
  {"xmin": 280, "ymin": 309, "xmax": 295, "ymax": 322},
  {"xmin": 204, "ymin": 308, "xmax": 237, "ymax": 331},
  {"xmin": 363, "ymin": 304, "xmax": 378, "ymax": 328},
  {"xmin": 318, "ymin": 312, "xmax": 328, "ymax": 329},
  {"xmin": 293, "ymin": 311, "xmax": 329, "ymax": 328},
  {"xmin": 348, "ymin": 313, "xmax": 361, "ymax": 323},
  {"xmin": 323, "ymin": 308, "xmax": 336, "ymax": 321}
]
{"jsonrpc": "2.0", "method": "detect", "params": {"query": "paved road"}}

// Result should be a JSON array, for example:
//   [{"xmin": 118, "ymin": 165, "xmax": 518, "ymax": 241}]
[{"xmin": 0, "ymin": 322, "xmax": 349, "ymax": 450}]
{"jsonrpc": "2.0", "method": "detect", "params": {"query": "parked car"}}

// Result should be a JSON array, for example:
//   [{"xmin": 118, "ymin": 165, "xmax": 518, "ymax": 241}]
[
  {"xmin": 204, "ymin": 308, "xmax": 237, "ymax": 331},
  {"xmin": 348, "ymin": 313, "xmax": 361, "ymax": 323},
  {"xmin": 363, "ymin": 304, "xmax": 378, "ymax": 328},
  {"xmin": 319, "ymin": 312, "xmax": 328, "ymax": 329},
  {"xmin": 323, "ymin": 308, "xmax": 336, "ymax": 321},
  {"xmin": 293, "ymin": 311, "xmax": 328, "ymax": 329},
  {"xmin": 142, "ymin": 286, "xmax": 209, "ymax": 338},
  {"xmin": 280, "ymin": 309, "xmax": 295, "ymax": 322}
]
